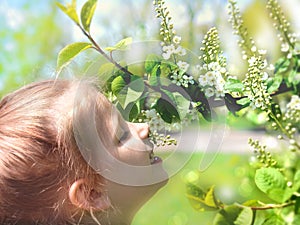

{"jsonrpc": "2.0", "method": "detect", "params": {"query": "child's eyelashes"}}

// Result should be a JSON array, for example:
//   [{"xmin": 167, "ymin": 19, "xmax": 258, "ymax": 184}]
[{"xmin": 118, "ymin": 130, "xmax": 130, "ymax": 144}]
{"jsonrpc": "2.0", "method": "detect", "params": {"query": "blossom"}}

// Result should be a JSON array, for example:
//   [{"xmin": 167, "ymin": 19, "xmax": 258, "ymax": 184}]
[
  {"xmin": 175, "ymin": 46, "xmax": 186, "ymax": 56},
  {"xmin": 205, "ymin": 88, "xmax": 215, "ymax": 97},
  {"xmin": 205, "ymin": 71, "xmax": 217, "ymax": 85},
  {"xmin": 177, "ymin": 60, "xmax": 189, "ymax": 72},
  {"xmin": 171, "ymin": 71, "xmax": 194, "ymax": 87},
  {"xmin": 258, "ymin": 49, "xmax": 267, "ymax": 55},
  {"xmin": 173, "ymin": 35, "xmax": 181, "ymax": 44},
  {"xmin": 208, "ymin": 62, "xmax": 221, "ymax": 71},
  {"xmin": 281, "ymin": 43, "xmax": 289, "ymax": 52},
  {"xmin": 145, "ymin": 109, "xmax": 157, "ymax": 119},
  {"xmin": 198, "ymin": 75, "xmax": 208, "ymax": 86},
  {"xmin": 287, "ymin": 95, "xmax": 300, "ymax": 110},
  {"xmin": 144, "ymin": 109, "xmax": 165, "ymax": 132},
  {"xmin": 248, "ymin": 56, "xmax": 256, "ymax": 66},
  {"xmin": 162, "ymin": 52, "xmax": 171, "ymax": 60},
  {"xmin": 267, "ymin": 64, "xmax": 275, "ymax": 71}
]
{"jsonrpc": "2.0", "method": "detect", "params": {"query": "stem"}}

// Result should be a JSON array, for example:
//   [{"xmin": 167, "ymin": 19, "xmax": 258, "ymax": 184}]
[
  {"xmin": 251, "ymin": 210, "xmax": 256, "ymax": 225},
  {"xmin": 235, "ymin": 201, "xmax": 295, "ymax": 211},
  {"xmin": 77, "ymin": 25, "xmax": 134, "ymax": 76}
]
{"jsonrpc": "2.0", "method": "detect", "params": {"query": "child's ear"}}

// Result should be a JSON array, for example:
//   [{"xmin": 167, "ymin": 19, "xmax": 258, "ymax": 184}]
[{"xmin": 69, "ymin": 179, "xmax": 111, "ymax": 211}]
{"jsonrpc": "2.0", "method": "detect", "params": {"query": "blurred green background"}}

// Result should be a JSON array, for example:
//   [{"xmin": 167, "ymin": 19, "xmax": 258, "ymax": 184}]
[{"xmin": 1, "ymin": 0, "xmax": 300, "ymax": 224}]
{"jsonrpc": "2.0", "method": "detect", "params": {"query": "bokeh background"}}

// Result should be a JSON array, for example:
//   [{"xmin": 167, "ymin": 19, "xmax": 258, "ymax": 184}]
[{"xmin": 1, "ymin": 0, "xmax": 300, "ymax": 224}]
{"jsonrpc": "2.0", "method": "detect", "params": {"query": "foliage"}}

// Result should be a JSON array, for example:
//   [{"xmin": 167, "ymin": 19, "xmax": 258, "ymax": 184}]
[{"xmin": 56, "ymin": 0, "xmax": 300, "ymax": 223}]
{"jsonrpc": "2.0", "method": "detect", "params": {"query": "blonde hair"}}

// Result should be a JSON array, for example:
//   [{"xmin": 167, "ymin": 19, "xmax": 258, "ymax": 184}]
[{"xmin": 0, "ymin": 80, "xmax": 105, "ymax": 224}]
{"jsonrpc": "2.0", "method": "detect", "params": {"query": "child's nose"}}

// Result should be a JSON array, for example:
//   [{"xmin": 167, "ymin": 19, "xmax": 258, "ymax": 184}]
[{"xmin": 132, "ymin": 123, "xmax": 150, "ymax": 139}]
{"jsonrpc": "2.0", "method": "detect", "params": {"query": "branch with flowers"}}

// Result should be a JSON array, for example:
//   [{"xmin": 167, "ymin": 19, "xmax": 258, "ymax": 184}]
[{"xmin": 56, "ymin": 0, "xmax": 300, "ymax": 223}]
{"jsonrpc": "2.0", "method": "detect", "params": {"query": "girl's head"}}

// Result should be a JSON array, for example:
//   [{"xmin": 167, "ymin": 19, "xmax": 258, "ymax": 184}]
[{"xmin": 0, "ymin": 79, "xmax": 167, "ymax": 224}]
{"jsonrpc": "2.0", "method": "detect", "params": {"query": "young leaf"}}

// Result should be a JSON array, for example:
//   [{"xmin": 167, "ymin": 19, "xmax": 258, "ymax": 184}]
[
  {"xmin": 236, "ymin": 97, "xmax": 250, "ymax": 106},
  {"xmin": 111, "ymin": 75, "xmax": 145, "ymax": 109},
  {"xmin": 293, "ymin": 170, "xmax": 300, "ymax": 190},
  {"xmin": 145, "ymin": 54, "xmax": 161, "ymax": 73},
  {"xmin": 274, "ymin": 57, "xmax": 290, "ymax": 75},
  {"xmin": 213, "ymin": 205, "xmax": 242, "ymax": 225},
  {"xmin": 255, "ymin": 168, "xmax": 286, "ymax": 203},
  {"xmin": 149, "ymin": 64, "xmax": 161, "ymax": 86},
  {"xmin": 111, "ymin": 75, "xmax": 126, "ymax": 95},
  {"xmin": 262, "ymin": 214, "xmax": 285, "ymax": 225},
  {"xmin": 116, "ymin": 102, "xmax": 139, "ymax": 122},
  {"xmin": 204, "ymin": 186, "xmax": 219, "ymax": 208},
  {"xmin": 56, "ymin": 0, "xmax": 79, "ymax": 24},
  {"xmin": 57, "ymin": 42, "xmax": 92, "ymax": 72},
  {"xmin": 123, "ymin": 76, "xmax": 145, "ymax": 108},
  {"xmin": 80, "ymin": 0, "xmax": 97, "ymax": 33},
  {"xmin": 234, "ymin": 207, "xmax": 253, "ymax": 225},
  {"xmin": 267, "ymin": 75, "xmax": 283, "ymax": 93},
  {"xmin": 224, "ymin": 78, "xmax": 244, "ymax": 93},
  {"xmin": 186, "ymin": 183, "xmax": 219, "ymax": 212},
  {"xmin": 105, "ymin": 37, "xmax": 133, "ymax": 52}
]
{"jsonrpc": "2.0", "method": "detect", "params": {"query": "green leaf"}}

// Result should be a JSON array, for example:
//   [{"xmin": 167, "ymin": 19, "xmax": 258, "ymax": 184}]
[
  {"xmin": 80, "ymin": 0, "xmax": 97, "ymax": 33},
  {"xmin": 145, "ymin": 54, "xmax": 161, "ymax": 73},
  {"xmin": 116, "ymin": 102, "xmax": 139, "ymax": 122},
  {"xmin": 160, "ymin": 60, "xmax": 175, "ymax": 77},
  {"xmin": 293, "ymin": 170, "xmax": 300, "ymax": 190},
  {"xmin": 174, "ymin": 93, "xmax": 191, "ymax": 118},
  {"xmin": 149, "ymin": 64, "xmax": 161, "ymax": 86},
  {"xmin": 274, "ymin": 57, "xmax": 290, "ymax": 75},
  {"xmin": 111, "ymin": 75, "xmax": 145, "ymax": 108},
  {"xmin": 267, "ymin": 75, "xmax": 283, "ymax": 93},
  {"xmin": 57, "ymin": 42, "xmax": 92, "ymax": 72},
  {"xmin": 111, "ymin": 75, "xmax": 126, "ymax": 95},
  {"xmin": 204, "ymin": 186, "xmax": 219, "ymax": 208},
  {"xmin": 294, "ymin": 197, "xmax": 300, "ymax": 214},
  {"xmin": 292, "ymin": 214, "xmax": 300, "ymax": 225},
  {"xmin": 124, "ymin": 76, "xmax": 145, "ymax": 108},
  {"xmin": 225, "ymin": 78, "xmax": 244, "ymax": 93},
  {"xmin": 154, "ymin": 97, "xmax": 180, "ymax": 123},
  {"xmin": 111, "ymin": 75, "xmax": 127, "ymax": 105},
  {"xmin": 186, "ymin": 183, "xmax": 219, "ymax": 212},
  {"xmin": 262, "ymin": 215, "xmax": 285, "ymax": 225},
  {"xmin": 224, "ymin": 94, "xmax": 246, "ymax": 115},
  {"xmin": 255, "ymin": 168, "xmax": 286, "ymax": 203},
  {"xmin": 234, "ymin": 207, "xmax": 253, "ymax": 225},
  {"xmin": 185, "ymin": 83, "xmax": 212, "ymax": 121},
  {"xmin": 213, "ymin": 205, "xmax": 242, "ymax": 225},
  {"xmin": 56, "ymin": 0, "xmax": 79, "ymax": 24},
  {"xmin": 236, "ymin": 97, "xmax": 250, "ymax": 106},
  {"xmin": 105, "ymin": 37, "xmax": 133, "ymax": 52}
]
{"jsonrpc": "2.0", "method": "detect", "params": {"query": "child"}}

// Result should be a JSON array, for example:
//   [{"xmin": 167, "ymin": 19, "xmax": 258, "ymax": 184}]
[{"xmin": 0, "ymin": 79, "xmax": 167, "ymax": 224}]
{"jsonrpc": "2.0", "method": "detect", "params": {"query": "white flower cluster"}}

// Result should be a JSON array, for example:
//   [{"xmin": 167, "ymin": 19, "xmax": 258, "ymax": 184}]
[
  {"xmin": 170, "ymin": 70, "xmax": 194, "ymax": 88},
  {"xmin": 162, "ymin": 36, "xmax": 187, "ymax": 60},
  {"xmin": 142, "ymin": 109, "xmax": 177, "ymax": 146},
  {"xmin": 243, "ymin": 56, "xmax": 272, "ymax": 110},
  {"xmin": 267, "ymin": 0, "xmax": 299, "ymax": 58},
  {"xmin": 198, "ymin": 62, "xmax": 227, "ymax": 98},
  {"xmin": 197, "ymin": 27, "xmax": 228, "ymax": 98},
  {"xmin": 161, "ymin": 37, "xmax": 194, "ymax": 88},
  {"xmin": 153, "ymin": 0, "xmax": 194, "ymax": 88},
  {"xmin": 228, "ymin": 0, "xmax": 256, "ymax": 58},
  {"xmin": 285, "ymin": 95, "xmax": 300, "ymax": 124},
  {"xmin": 181, "ymin": 107, "xmax": 198, "ymax": 125},
  {"xmin": 144, "ymin": 109, "xmax": 166, "ymax": 132}
]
